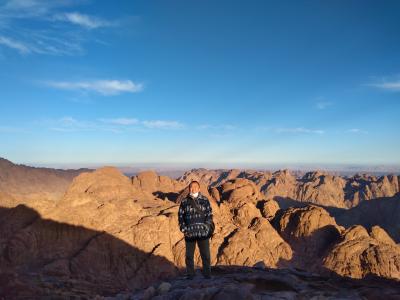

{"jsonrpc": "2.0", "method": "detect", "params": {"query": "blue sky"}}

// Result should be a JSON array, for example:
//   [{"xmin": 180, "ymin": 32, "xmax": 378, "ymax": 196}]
[{"xmin": 0, "ymin": 0, "xmax": 399, "ymax": 168}]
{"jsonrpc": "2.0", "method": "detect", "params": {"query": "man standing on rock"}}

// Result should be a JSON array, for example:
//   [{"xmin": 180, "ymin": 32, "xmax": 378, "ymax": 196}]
[{"xmin": 178, "ymin": 180, "xmax": 214, "ymax": 279}]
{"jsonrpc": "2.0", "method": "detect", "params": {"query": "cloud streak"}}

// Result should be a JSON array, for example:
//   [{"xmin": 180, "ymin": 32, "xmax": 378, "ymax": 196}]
[
  {"xmin": 99, "ymin": 118, "xmax": 139, "ymax": 125},
  {"xmin": 276, "ymin": 127, "xmax": 325, "ymax": 134},
  {"xmin": 47, "ymin": 116, "xmax": 185, "ymax": 132},
  {"xmin": 0, "ymin": 1, "xmax": 119, "ymax": 56},
  {"xmin": 142, "ymin": 120, "xmax": 184, "ymax": 129},
  {"xmin": 1, "ymin": 0, "xmax": 72, "ymax": 18},
  {"xmin": 369, "ymin": 81, "xmax": 400, "ymax": 91},
  {"xmin": 196, "ymin": 124, "xmax": 236, "ymax": 130},
  {"xmin": 0, "ymin": 32, "xmax": 83, "ymax": 56},
  {"xmin": 0, "ymin": 35, "xmax": 30, "ymax": 54},
  {"xmin": 49, "ymin": 117, "xmax": 98, "ymax": 132},
  {"xmin": 44, "ymin": 80, "xmax": 144, "ymax": 95},
  {"xmin": 55, "ymin": 12, "xmax": 113, "ymax": 29},
  {"xmin": 347, "ymin": 128, "xmax": 368, "ymax": 134}
]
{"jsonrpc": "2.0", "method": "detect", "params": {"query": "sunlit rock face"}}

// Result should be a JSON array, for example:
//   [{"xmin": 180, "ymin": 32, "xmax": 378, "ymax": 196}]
[
  {"xmin": 179, "ymin": 168, "xmax": 400, "ymax": 208},
  {"xmin": 0, "ymin": 160, "xmax": 399, "ymax": 298},
  {"xmin": 323, "ymin": 225, "xmax": 400, "ymax": 280}
]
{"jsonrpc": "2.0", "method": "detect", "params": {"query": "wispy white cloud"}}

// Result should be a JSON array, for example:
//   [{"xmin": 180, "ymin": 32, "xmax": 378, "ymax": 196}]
[
  {"xmin": 276, "ymin": 127, "xmax": 325, "ymax": 134},
  {"xmin": 0, "ymin": 35, "xmax": 30, "ymax": 54},
  {"xmin": 347, "ymin": 128, "xmax": 368, "ymax": 134},
  {"xmin": 46, "ymin": 116, "xmax": 184, "ymax": 132},
  {"xmin": 0, "ymin": 33, "xmax": 83, "ymax": 56},
  {"xmin": 142, "ymin": 120, "xmax": 184, "ymax": 129},
  {"xmin": 48, "ymin": 117, "xmax": 130, "ymax": 133},
  {"xmin": 0, "ymin": 1, "xmax": 120, "ymax": 56},
  {"xmin": 369, "ymin": 81, "xmax": 400, "ymax": 91},
  {"xmin": 44, "ymin": 79, "xmax": 144, "ymax": 95},
  {"xmin": 257, "ymin": 126, "xmax": 325, "ymax": 134},
  {"xmin": 196, "ymin": 124, "xmax": 236, "ymax": 130},
  {"xmin": 2, "ymin": 0, "xmax": 72, "ymax": 18},
  {"xmin": 254, "ymin": 126, "xmax": 326, "ymax": 135},
  {"xmin": 49, "ymin": 117, "xmax": 98, "ymax": 132},
  {"xmin": 55, "ymin": 12, "xmax": 112, "ymax": 29},
  {"xmin": 99, "ymin": 118, "xmax": 139, "ymax": 125}
]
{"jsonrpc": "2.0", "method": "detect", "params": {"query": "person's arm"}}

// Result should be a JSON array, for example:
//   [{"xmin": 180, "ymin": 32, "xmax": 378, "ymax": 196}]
[
  {"xmin": 178, "ymin": 201, "xmax": 188, "ymax": 233},
  {"xmin": 204, "ymin": 199, "xmax": 213, "ymax": 227}
]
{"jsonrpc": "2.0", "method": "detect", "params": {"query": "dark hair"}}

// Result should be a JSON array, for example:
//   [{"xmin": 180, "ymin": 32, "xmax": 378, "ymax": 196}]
[{"xmin": 189, "ymin": 180, "xmax": 200, "ymax": 188}]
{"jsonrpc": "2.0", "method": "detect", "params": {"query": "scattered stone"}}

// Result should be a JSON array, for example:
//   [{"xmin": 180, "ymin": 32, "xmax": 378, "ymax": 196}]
[{"xmin": 157, "ymin": 282, "xmax": 172, "ymax": 295}]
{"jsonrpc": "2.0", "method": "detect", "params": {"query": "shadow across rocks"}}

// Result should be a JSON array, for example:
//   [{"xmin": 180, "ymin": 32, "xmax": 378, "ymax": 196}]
[
  {"xmin": 0, "ymin": 204, "xmax": 178, "ymax": 299},
  {"xmin": 152, "ymin": 191, "xmax": 180, "ymax": 202}
]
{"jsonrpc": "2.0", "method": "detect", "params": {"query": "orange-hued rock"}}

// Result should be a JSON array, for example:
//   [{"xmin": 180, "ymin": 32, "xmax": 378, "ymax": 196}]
[
  {"xmin": 219, "ymin": 178, "xmax": 260, "ymax": 205},
  {"xmin": 0, "ymin": 167, "xmax": 181, "ymax": 294},
  {"xmin": 212, "ymin": 178, "xmax": 263, "ymax": 228},
  {"xmin": 344, "ymin": 174, "xmax": 400, "ymax": 206},
  {"xmin": 62, "ymin": 167, "xmax": 139, "ymax": 206},
  {"xmin": 296, "ymin": 172, "xmax": 347, "ymax": 207},
  {"xmin": 369, "ymin": 225, "xmax": 396, "ymax": 245},
  {"xmin": 260, "ymin": 199, "xmax": 280, "ymax": 220},
  {"xmin": 334, "ymin": 193, "xmax": 400, "ymax": 243},
  {"xmin": 180, "ymin": 168, "xmax": 400, "ymax": 208},
  {"xmin": 131, "ymin": 170, "xmax": 185, "ymax": 193},
  {"xmin": 1, "ymin": 159, "xmax": 400, "ymax": 298},
  {"xmin": 239, "ymin": 170, "xmax": 273, "ymax": 190},
  {"xmin": 262, "ymin": 169, "xmax": 298, "ymax": 200},
  {"xmin": 225, "ymin": 199, "xmax": 261, "ymax": 227},
  {"xmin": 273, "ymin": 205, "xmax": 343, "ymax": 269},
  {"xmin": 210, "ymin": 186, "xmax": 221, "ymax": 202},
  {"xmin": 274, "ymin": 205, "xmax": 343, "ymax": 239},
  {"xmin": 216, "ymin": 218, "xmax": 293, "ymax": 268},
  {"xmin": 178, "ymin": 168, "xmax": 225, "ymax": 186},
  {"xmin": 178, "ymin": 168, "xmax": 242, "ymax": 188},
  {"xmin": 0, "ymin": 157, "xmax": 89, "ymax": 213},
  {"xmin": 323, "ymin": 225, "xmax": 400, "ymax": 280}
]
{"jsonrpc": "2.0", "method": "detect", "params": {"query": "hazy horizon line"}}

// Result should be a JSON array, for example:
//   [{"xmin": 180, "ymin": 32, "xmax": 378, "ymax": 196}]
[{"xmin": 9, "ymin": 160, "xmax": 400, "ymax": 173}]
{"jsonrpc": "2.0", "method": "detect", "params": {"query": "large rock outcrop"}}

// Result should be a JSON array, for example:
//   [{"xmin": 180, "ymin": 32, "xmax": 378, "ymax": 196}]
[
  {"xmin": 131, "ymin": 170, "xmax": 185, "ymax": 197},
  {"xmin": 273, "ymin": 205, "xmax": 343, "ymax": 269},
  {"xmin": 323, "ymin": 225, "xmax": 400, "ymax": 280},
  {"xmin": 216, "ymin": 218, "xmax": 293, "ymax": 268}
]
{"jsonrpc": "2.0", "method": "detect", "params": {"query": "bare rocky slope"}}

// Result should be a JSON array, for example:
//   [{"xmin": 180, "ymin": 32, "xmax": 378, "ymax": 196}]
[
  {"xmin": 0, "ymin": 157, "xmax": 90, "ymax": 213},
  {"xmin": 0, "ymin": 161, "xmax": 399, "ymax": 298}
]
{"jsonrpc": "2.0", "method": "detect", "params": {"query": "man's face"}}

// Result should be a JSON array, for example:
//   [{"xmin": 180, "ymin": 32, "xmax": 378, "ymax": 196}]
[{"xmin": 189, "ymin": 183, "xmax": 200, "ymax": 194}]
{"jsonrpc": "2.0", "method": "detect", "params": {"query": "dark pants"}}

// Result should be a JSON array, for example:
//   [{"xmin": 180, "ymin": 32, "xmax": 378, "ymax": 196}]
[{"xmin": 185, "ymin": 238, "xmax": 211, "ymax": 276}]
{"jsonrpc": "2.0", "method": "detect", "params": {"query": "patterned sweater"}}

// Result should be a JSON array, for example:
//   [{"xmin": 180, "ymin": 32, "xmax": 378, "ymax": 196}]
[{"xmin": 178, "ymin": 192, "xmax": 213, "ymax": 241}]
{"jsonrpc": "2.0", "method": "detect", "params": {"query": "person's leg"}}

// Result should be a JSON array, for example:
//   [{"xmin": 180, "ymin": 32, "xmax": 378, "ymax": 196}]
[
  {"xmin": 198, "ymin": 238, "xmax": 211, "ymax": 277},
  {"xmin": 185, "ymin": 239, "xmax": 196, "ymax": 277}
]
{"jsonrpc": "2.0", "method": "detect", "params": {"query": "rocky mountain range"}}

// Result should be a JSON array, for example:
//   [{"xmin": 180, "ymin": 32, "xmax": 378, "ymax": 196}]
[
  {"xmin": 178, "ymin": 168, "xmax": 400, "ymax": 208},
  {"xmin": 0, "ymin": 158, "xmax": 399, "ymax": 299},
  {"xmin": 0, "ymin": 158, "xmax": 91, "ymax": 215}
]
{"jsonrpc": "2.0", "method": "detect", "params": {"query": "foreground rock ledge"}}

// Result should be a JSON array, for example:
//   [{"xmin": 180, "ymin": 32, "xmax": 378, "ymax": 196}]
[{"xmin": 128, "ymin": 266, "xmax": 400, "ymax": 300}]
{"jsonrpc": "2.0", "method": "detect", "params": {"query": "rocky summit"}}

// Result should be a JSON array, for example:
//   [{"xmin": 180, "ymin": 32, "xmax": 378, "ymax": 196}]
[{"xmin": 0, "ymin": 158, "xmax": 399, "ymax": 299}]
